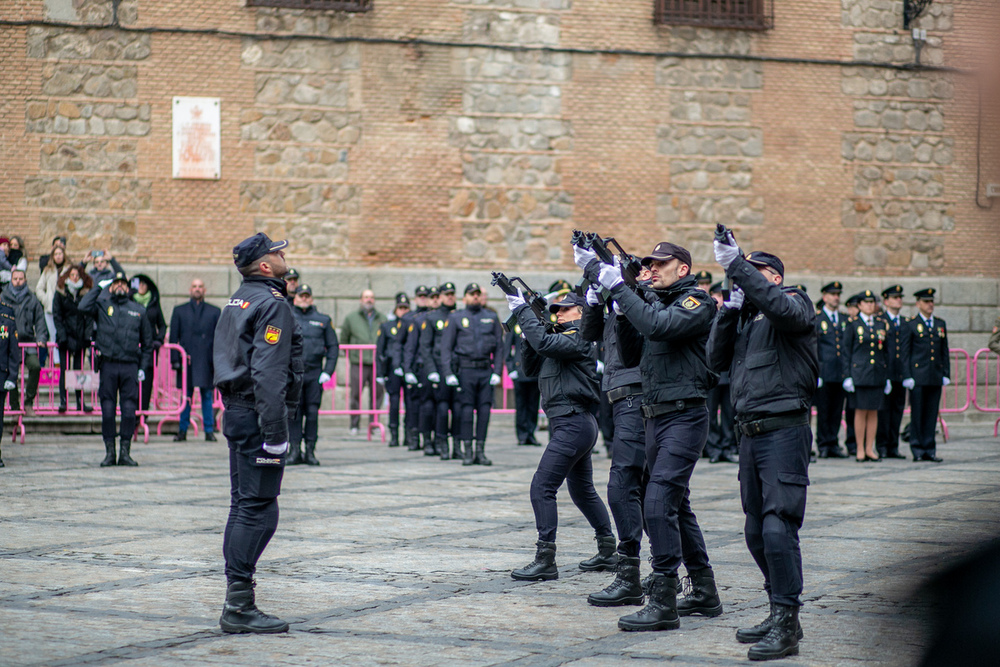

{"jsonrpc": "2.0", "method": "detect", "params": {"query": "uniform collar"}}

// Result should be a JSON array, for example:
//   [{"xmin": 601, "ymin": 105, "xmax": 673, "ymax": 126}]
[{"xmin": 243, "ymin": 275, "xmax": 287, "ymax": 295}]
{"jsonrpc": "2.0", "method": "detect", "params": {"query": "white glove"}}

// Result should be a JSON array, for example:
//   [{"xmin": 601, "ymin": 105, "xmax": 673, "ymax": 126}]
[
  {"xmin": 842, "ymin": 377, "xmax": 855, "ymax": 393},
  {"xmin": 505, "ymin": 289, "xmax": 525, "ymax": 311},
  {"xmin": 377, "ymin": 376, "xmax": 386, "ymax": 385},
  {"xmin": 596, "ymin": 360, "xmax": 605, "ymax": 375},
  {"xmin": 573, "ymin": 245, "xmax": 598, "ymax": 270},
  {"xmin": 597, "ymin": 264, "xmax": 623, "ymax": 290},
  {"xmin": 884, "ymin": 379, "xmax": 892, "ymax": 395},
  {"xmin": 723, "ymin": 285, "xmax": 744, "ymax": 310},
  {"xmin": 137, "ymin": 370, "xmax": 145, "ymax": 383},
  {"xmin": 585, "ymin": 285, "xmax": 600, "ymax": 306},
  {"xmin": 404, "ymin": 372, "xmax": 418, "ymax": 385},
  {"xmin": 445, "ymin": 374, "xmax": 459, "ymax": 387},
  {"xmin": 427, "ymin": 372, "xmax": 440, "ymax": 384},
  {"xmin": 508, "ymin": 370, "xmax": 519, "ymax": 381},
  {"xmin": 714, "ymin": 233, "xmax": 740, "ymax": 269},
  {"xmin": 903, "ymin": 378, "xmax": 916, "ymax": 390},
  {"xmin": 318, "ymin": 372, "xmax": 331, "ymax": 385},
  {"xmin": 98, "ymin": 279, "xmax": 112, "ymax": 289},
  {"xmin": 393, "ymin": 367, "xmax": 403, "ymax": 377},
  {"xmin": 817, "ymin": 377, "xmax": 824, "ymax": 388},
  {"xmin": 262, "ymin": 441, "xmax": 288, "ymax": 455},
  {"xmin": 612, "ymin": 300, "xmax": 624, "ymax": 316},
  {"xmin": 942, "ymin": 377, "xmax": 951, "ymax": 387},
  {"xmin": 3, "ymin": 380, "xmax": 14, "ymax": 391},
  {"xmin": 489, "ymin": 373, "xmax": 501, "ymax": 386}
]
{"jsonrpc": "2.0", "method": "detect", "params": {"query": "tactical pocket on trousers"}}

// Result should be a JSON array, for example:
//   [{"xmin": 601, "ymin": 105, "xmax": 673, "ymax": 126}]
[{"xmin": 775, "ymin": 471, "xmax": 809, "ymax": 524}]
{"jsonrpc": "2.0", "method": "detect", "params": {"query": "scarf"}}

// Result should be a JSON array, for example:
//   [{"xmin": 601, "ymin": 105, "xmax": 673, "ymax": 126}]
[
  {"xmin": 7, "ymin": 283, "xmax": 28, "ymax": 304},
  {"xmin": 66, "ymin": 279, "xmax": 83, "ymax": 296},
  {"xmin": 133, "ymin": 291, "xmax": 152, "ymax": 308}
]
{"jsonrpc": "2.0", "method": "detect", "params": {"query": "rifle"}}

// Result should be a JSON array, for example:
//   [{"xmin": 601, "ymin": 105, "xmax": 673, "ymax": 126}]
[
  {"xmin": 491, "ymin": 272, "xmax": 564, "ymax": 334},
  {"xmin": 715, "ymin": 224, "xmax": 734, "ymax": 297},
  {"xmin": 575, "ymin": 231, "xmax": 643, "ymax": 289}
]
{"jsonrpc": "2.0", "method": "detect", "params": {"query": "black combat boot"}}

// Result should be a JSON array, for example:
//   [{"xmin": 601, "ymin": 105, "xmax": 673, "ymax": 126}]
[
  {"xmin": 579, "ymin": 535, "xmax": 618, "ymax": 571},
  {"xmin": 423, "ymin": 432, "xmax": 437, "ymax": 456},
  {"xmin": 219, "ymin": 580, "xmax": 289, "ymax": 634},
  {"xmin": 303, "ymin": 441, "xmax": 320, "ymax": 466},
  {"xmin": 588, "ymin": 556, "xmax": 645, "ymax": 607},
  {"xmin": 618, "ymin": 573, "xmax": 680, "ymax": 632},
  {"xmin": 406, "ymin": 428, "xmax": 421, "ymax": 451},
  {"xmin": 117, "ymin": 440, "xmax": 138, "ymax": 467},
  {"xmin": 388, "ymin": 427, "xmax": 399, "ymax": 447},
  {"xmin": 511, "ymin": 540, "xmax": 558, "ymax": 581},
  {"xmin": 473, "ymin": 440, "xmax": 492, "ymax": 466},
  {"xmin": 736, "ymin": 600, "xmax": 804, "ymax": 644},
  {"xmin": 100, "ymin": 440, "xmax": 117, "ymax": 467},
  {"xmin": 286, "ymin": 442, "xmax": 303, "ymax": 465},
  {"xmin": 747, "ymin": 604, "xmax": 800, "ymax": 661},
  {"xmin": 677, "ymin": 567, "xmax": 723, "ymax": 617},
  {"xmin": 449, "ymin": 438, "xmax": 463, "ymax": 460},
  {"xmin": 437, "ymin": 436, "xmax": 450, "ymax": 460},
  {"xmin": 462, "ymin": 440, "xmax": 475, "ymax": 466}
]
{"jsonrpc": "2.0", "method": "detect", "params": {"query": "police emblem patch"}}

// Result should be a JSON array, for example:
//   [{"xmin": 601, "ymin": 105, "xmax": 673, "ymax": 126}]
[
  {"xmin": 514, "ymin": 324, "xmax": 521, "ymax": 334},
  {"xmin": 391, "ymin": 327, "xmax": 397, "ymax": 336},
  {"xmin": 264, "ymin": 325, "xmax": 281, "ymax": 344},
  {"xmin": 107, "ymin": 306, "xmax": 114, "ymax": 316},
  {"xmin": 821, "ymin": 321, "xmax": 828, "ymax": 331},
  {"xmin": 917, "ymin": 323, "xmax": 924, "ymax": 333},
  {"xmin": 436, "ymin": 320, "xmax": 444, "ymax": 330},
  {"xmin": 462, "ymin": 318, "xmax": 469, "ymax": 328},
  {"xmin": 857, "ymin": 325, "xmax": 864, "ymax": 336},
  {"xmin": 681, "ymin": 296, "xmax": 700, "ymax": 310}
]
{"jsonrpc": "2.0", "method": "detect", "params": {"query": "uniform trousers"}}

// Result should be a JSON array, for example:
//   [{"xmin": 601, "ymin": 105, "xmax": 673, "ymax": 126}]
[
  {"xmin": 512, "ymin": 379, "xmax": 540, "ymax": 444},
  {"xmin": 813, "ymin": 382, "xmax": 845, "ymax": 454},
  {"xmin": 8, "ymin": 352, "xmax": 41, "ymax": 410},
  {"xmin": 457, "ymin": 367, "xmax": 493, "ymax": 442},
  {"xmin": 607, "ymin": 395, "xmax": 648, "ymax": 558},
  {"xmin": 909, "ymin": 385, "xmax": 942, "ymax": 458},
  {"xmin": 434, "ymin": 382, "xmax": 456, "ymax": 440},
  {"xmin": 402, "ymin": 379, "xmax": 415, "ymax": 432},
  {"xmin": 706, "ymin": 383, "xmax": 736, "ymax": 458},
  {"xmin": 876, "ymin": 380, "xmax": 907, "ymax": 456},
  {"xmin": 289, "ymin": 371, "xmax": 323, "ymax": 445},
  {"xmin": 413, "ymin": 373, "xmax": 436, "ymax": 435},
  {"xmin": 598, "ymin": 390, "xmax": 615, "ymax": 448},
  {"xmin": 222, "ymin": 405, "xmax": 284, "ymax": 584},
  {"xmin": 644, "ymin": 407, "xmax": 711, "ymax": 576},
  {"xmin": 738, "ymin": 423, "xmax": 811, "ymax": 607},
  {"xmin": 98, "ymin": 360, "xmax": 139, "ymax": 443},
  {"xmin": 385, "ymin": 374, "xmax": 403, "ymax": 430},
  {"xmin": 530, "ymin": 411, "xmax": 612, "ymax": 543}
]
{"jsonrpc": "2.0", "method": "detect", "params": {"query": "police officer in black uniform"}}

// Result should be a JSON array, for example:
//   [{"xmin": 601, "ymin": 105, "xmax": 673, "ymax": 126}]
[
  {"xmin": 876, "ymin": 285, "xmax": 908, "ymax": 459},
  {"xmin": 0, "ymin": 298, "xmax": 20, "ymax": 468},
  {"xmin": 79, "ymin": 270, "xmax": 152, "ymax": 468},
  {"xmin": 214, "ymin": 233, "xmax": 303, "ymax": 634},
  {"xmin": 694, "ymin": 270, "xmax": 713, "ymax": 292},
  {"xmin": 506, "ymin": 322, "xmax": 542, "ymax": 446},
  {"xmin": 395, "ymin": 285, "xmax": 430, "ymax": 451},
  {"xmin": 419, "ymin": 283, "xmax": 460, "ymax": 459},
  {"xmin": 578, "ymin": 241, "xmax": 722, "ymax": 633},
  {"xmin": 438, "ymin": 282, "xmax": 463, "ymax": 453},
  {"xmin": 507, "ymin": 291, "xmax": 615, "ymax": 581},
  {"xmin": 283, "ymin": 267, "xmax": 300, "ymax": 304},
  {"xmin": 814, "ymin": 281, "xmax": 849, "ymax": 458},
  {"xmin": 901, "ymin": 288, "xmax": 949, "ymax": 462},
  {"xmin": 705, "ymin": 282, "xmax": 737, "ymax": 464},
  {"xmin": 376, "ymin": 292, "xmax": 410, "ymax": 447},
  {"xmin": 404, "ymin": 286, "xmax": 440, "ymax": 454},
  {"xmin": 707, "ymin": 238, "xmax": 816, "ymax": 661},
  {"xmin": 287, "ymin": 284, "xmax": 339, "ymax": 466},
  {"xmin": 441, "ymin": 283, "xmax": 505, "ymax": 466}
]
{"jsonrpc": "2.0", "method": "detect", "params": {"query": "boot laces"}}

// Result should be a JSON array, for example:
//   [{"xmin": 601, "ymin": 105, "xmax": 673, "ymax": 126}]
[{"xmin": 680, "ymin": 575, "xmax": 693, "ymax": 597}]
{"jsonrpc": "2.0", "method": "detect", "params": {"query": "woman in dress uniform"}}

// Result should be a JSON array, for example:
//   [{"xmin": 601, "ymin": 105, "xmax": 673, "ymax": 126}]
[{"xmin": 841, "ymin": 291, "xmax": 892, "ymax": 462}]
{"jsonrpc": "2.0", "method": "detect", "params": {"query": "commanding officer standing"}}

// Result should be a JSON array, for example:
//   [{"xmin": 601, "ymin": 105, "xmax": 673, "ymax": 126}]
[
  {"xmin": 392, "ymin": 285, "xmax": 429, "ymax": 450},
  {"xmin": 579, "ymin": 241, "xmax": 721, "ymax": 633},
  {"xmin": 441, "ymin": 283, "xmax": 505, "ymax": 466},
  {"xmin": 507, "ymin": 291, "xmax": 614, "ymax": 582},
  {"xmin": 506, "ymin": 322, "xmax": 542, "ymax": 446},
  {"xmin": 901, "ymin": 288, "xmax": 949, "ymax": 462},
  {"xmin": 707, "ymin": 237, "xmax": 816, "ymax": 661},
  {"xmin": 0, "ymin": 297, "xmax": 20, "ymax": 468},
  {"xmin": 214, "ymin": 233, "xmax": 303, "ymax": 634},
  {"xmin": 287, "ymin": 284, "xmax": 339, "ymax": 466},
  {"xmin": 705, "ymin": 282, "xmax": 738, "ymax": 464},
  {"xmin": 376, "ymin": 292, "xmax": 410, "ymax": 447},
  {"xmin": 79, "ymin": 271, "xmax": 152, "ymax": 468},
  {"xmin": 404, "ymin": 286, "xmax": 440, "ymax": 454},
  {"xmin": 813, "ymin": 281, "xmax": 848, "ymax": 459},
  {"xmin": 875, "ymin": 286, "xmax": 908, "ymax": 459}
]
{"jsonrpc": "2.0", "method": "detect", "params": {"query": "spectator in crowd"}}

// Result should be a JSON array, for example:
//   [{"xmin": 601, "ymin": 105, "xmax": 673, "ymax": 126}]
[
  {"xmin": 38, "ymin": 235, "xmax": 66, "ymax": 272},
  {"xmin": 52, "ymin": 264, "xmax": 94, "ymax": 413},
  {"xmin": 87, "ymin": 250, "xmax": 124, "ymax": 285},
  {"xmin": 2, "ymin": 269, "xmax": 48, "ymax": 416},
  {"xmin": 989, "ymin": 314, "xmax": 1000, "ymax": 355},
  {"xmin": 0, "ymin": 236, "xmax": 28, "ymax": 289},
  {"xmin": 170, "ymin": 279, "xmax": 221, "ymax": 442},
  {"xmin": 131, "ymin": 274, "xmax": 167, "ymax": 412},
  {"xmin": 36, "ymin": 244, "xmax": 69, "ymax": 366},
  {"xmin": 340, "ymin": 289, "xmax": 387, "ymax": 435}
]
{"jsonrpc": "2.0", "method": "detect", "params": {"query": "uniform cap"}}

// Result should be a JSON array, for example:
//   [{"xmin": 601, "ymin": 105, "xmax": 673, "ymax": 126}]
[
  {"xmin": 548, "ymin": 292, "xmax": 585, "ymax": 313},
  {"xmin": 414, "ymin": 285, "xmax": 429, "ymax": 297},
  {"xmin": 439, "ymin": 282, "xmax": 456, "ymax": 294},
  {"xmin": 694, "ymin": 270, "xmax": 713, "ymax": 283},
  {"xmin": 548, "ymin": 279, "xmax": 572, "ymax": 295},
  {"xmin": 642, "ymin": 242, "xmax": 692, "ymax": 268},
  {"xmin": 465, "ymin": 282, "xmax": 482, "ymax": 295},
  {"xmin": 708, "ymin": 281, "xmax": 724, "ymax": 294},
  {"xmin": 395, "ymin": 292, "xmax": 411, "ymax": 307},
  {"xmin": 427, "ymin": 286, "xmax": 440, "ymax": 297},
  {"xmin": 845, "ymin": 292, "xmax": 862, "ymax": 307},
  {"xmin": 296, "ymin": 284, "xmax": 312, "ymax": 296},
  {"xmin": 111, "ymin": 271, "xmax": 128, "ymax": 285},
  {"xmin": 285, "ymin": 267, "xmax": 300, "ymax": 281},
  {"xmin": 744, "ymin": 251, "xmax": 785, "ymax": 277},
  {"xmin": 790, "ymin": 284, "xmax": 808, "ymax": 293},
  {"xmin": 233, "ymin": 233, "xmax": 288, "ymax": 268},
  {"xmin": 858, "ymin": 289, "xmax": 877, "ymax": 302},
  {"xmin": 914, "ymin": 287, "xmax": 936, "ymax": 301},
  {"xmin": 821, "ymin": 281, "xmax": 843, "ymax": 294},
  {"xmin": 881, "ymin": 284, "xmax": 904, "ymax": 298}
]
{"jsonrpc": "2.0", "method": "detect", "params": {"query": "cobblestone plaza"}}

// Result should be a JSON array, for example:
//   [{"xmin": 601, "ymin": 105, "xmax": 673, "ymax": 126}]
[{"xmin": 2, "ymin": 419, "xmax": 998, "ymax": 666}]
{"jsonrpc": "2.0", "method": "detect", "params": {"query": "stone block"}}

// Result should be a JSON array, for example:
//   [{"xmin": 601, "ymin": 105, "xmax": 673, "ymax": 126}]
[
  {"xmin": 39, "ymin": 138, "xmax": 137, "ymax": 173},
  {"xmin": 243, "ymin": 39, "xmax": 358, "ymax": 71},
  {"xmin": 27, "ymin": 27, "xmax": 150, "ymax": 61},
  {"xmin": 934, "ymin": 305, "xmax": 970, "ymax": 332},
  {"xmin": 970, "ymin": 308, "xmax": 1000, "ymax": 334},
  {"xmin": 658, "ymin": 125, "xmax": 764, "ymax": 158},
  {"xmin": 255, "ymin": 73, "xmax": 348, "ymax": 108},
  {"xmin": 240, "ymin": 181, "xmax": 360, "ymax": 216},
  {"xmin": 940, "ymin": 279, "xmax": 999, "ymax": 308},
  {"xmin": 152, "ymin": 264, "xmax": 234, "ymax": 300},
  {"xmin": 39, "ymin": 213, "xmax": 138, "ymax": 255},
  {"xmin": 26, "ymin": 177, "xmax": 151, "ymax": 211}
]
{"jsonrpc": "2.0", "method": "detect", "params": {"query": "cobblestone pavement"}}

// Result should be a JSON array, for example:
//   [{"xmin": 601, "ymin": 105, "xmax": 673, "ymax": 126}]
[{"xmin": 2, "ymin": 419, "xmax": 998, "ymax": 666}]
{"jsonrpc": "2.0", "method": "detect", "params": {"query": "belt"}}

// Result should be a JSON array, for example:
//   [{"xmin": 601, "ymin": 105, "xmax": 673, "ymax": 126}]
[
  {"xmin": 607, "ymin": 383, "xmax": 643, "ymax": 405},
  {"xmin": 737, "ymin": 411, "xmax": 810, "ymax": 437},
  {"xmin": 459, "ymin": 360, "xmax": 490, "ymax": 370},
  {"xmin": 641, "ymin": 398, "xmax": 705, "ymax": 419}
]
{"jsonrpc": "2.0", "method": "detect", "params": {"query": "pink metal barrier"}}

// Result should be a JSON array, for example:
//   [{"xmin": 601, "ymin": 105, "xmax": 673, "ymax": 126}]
[
  {"xmin": 935, "ymin": 348, "xmax": 971, "ymax": 443},
  {"xmin": 971, "ymin": 348, "xmax": 1000, "ymax": 436},
  {"xmin": 318, "ymin": 344, "xmax": 386, "ymax": 442}
]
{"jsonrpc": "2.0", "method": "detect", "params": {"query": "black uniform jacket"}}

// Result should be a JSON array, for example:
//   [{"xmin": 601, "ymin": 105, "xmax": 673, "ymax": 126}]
[
  {"xmin": 877, "ymin": 310, "xmax": 907, "ymax": 382},
  {"xmin": 504, "ymin": 324, "xmax": 536, "ymax": 382},
  {"xmin": 292, "ymin": 305, "xmax": 339, "ymax": 377},
  {"xmin": 376, "ymin": 316, "xmax": 406, "ymax": 379},
  {"xmin": 580, "ymin": 302, "xmax": 642, "ymax": 393},
  {"xmin": 516, "ymin": 309, "xmax": 598, "ymax": 418},
  {"xmin": 441, "ymin": 305, "xmax": 505, "ymax": 375},
  {"xmin": 840, "ymin": 315, "xmax": 890, "ymax": 387},
  {"xmin": 611, "ymin": 275, "xmax": 715, "ymax": 407},
  {"xmin": 707, "ymin": 255, "xmax": 818, "ymax": 419},
  {"xmin": 79, "ymin": 286, "xmax": 152, "ymax": 367},
  {"xmin": 213, "ymin": 276, "xmax": 304, "ymax": 445},
  {"xmin": 0, "ymin": 299, "xmax": 21, "ymax": 384},
  {"xmin": 400, "ymin": 307, "xmax": 429, "ymax": 376},
  {"xmin": 169, "ymin": 298, "xmax": 222, "ymax": 389},
  {"xmin": 815, "ymin": 308, "xmax": 847, "ymax": 382},
  {"xmin": 418, "ymin": 305, "xmax": 451, "ymax": 377},
  {"xmin": 901, "ymin": 314, "xmax": 949, "ymax": 386}
]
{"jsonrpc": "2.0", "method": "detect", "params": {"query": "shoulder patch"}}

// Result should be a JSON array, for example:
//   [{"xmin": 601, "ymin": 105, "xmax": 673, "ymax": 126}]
[
  {"xmin": 264, "ymin": 325, "xmax": 281, "ymax": 344},
  {"xmin": 681, "ymin": 296, "xmax": 701, "ymax": 310},
  {"xmin": 560, "ymin": 329, "xmax": 577, "ymax": 336},
  {"xmin": 408, "ymin": 324, "xmax": 413, "ymax": 332},
  {"xmin": 421, "ymin": 321, "xmax": 427, "ymax": 330}
]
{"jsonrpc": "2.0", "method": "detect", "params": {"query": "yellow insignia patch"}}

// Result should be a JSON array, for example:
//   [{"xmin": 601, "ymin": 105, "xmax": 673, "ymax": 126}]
[
  {"xmin": 514, "ymin": 324, "xmax": 522, "ymax": 334},
  {"xmin": 264, "ymin": 325, "xmax": 281, "ymax": 345},
  {"xmin": 462, "ymin": 318, "xmax": 469, "ymax": 328},
  {"xmin": 408, "ymin": 324, "xmax": 413, "ymax": 333},
  {"xmin": 421, "ymin": 321, "xmax": 426, "ymax": 330},
  {"xmin": 436, "ymin": 319, "xmax": 444, "ymax": 330},
  {"xmin": 391, "ymin": 327, "xmax": 398, "ymax": 336},
  {"xmin": 917, "ymin": 323, "xmax": 924, "ymax": 333},
  {"xmin": 821, "ymin": 321, "xmax": 828, "ymax": 331},
  {"xmin": 107, "ymin": 306, "xmax": 114, "ymax": 317},
  {"xmin": 681, "ymin": 296, "xmax": 700, "ymax": 310},
  {"xmin": 857, "ymin": 325, "xmax": 864, "ymax": 336},
  {"xmin": 560, "ymin": 329, "xmax": 577, "ymax": 335}
]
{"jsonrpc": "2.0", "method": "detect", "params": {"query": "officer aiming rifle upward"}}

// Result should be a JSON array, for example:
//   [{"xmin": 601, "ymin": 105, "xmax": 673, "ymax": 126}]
[
  {"xmin": 491, "ymin": 272, "xmax": 563, "ymax": 333},
  {"xmin": 571, "ymin": 231, "xmax": 644, "ymax": 290}
]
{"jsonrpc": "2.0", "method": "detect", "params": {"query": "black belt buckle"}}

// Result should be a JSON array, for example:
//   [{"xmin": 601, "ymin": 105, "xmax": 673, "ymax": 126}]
[{"xmin": 675, "ymin": 400, "xmax": 685, "ymax": 411}]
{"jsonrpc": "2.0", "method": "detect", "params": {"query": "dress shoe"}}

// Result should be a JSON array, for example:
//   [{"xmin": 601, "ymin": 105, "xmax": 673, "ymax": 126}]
[
  {"xmin": 205, "ymin": 432, "xmax": 217, "ymax": 442},
  {"xmin": 886, "ymin": 451, "xmax": 906, "ymax": 459},
  {"xmin": 922, "ymin": 454, "xmax": 943, "ymax": 462},
  {"xmin": 709, "ymin": 452, "xmax": 734, "ymax": 464},
  {"xmin": 173, "ymin": 431, "xmax": 187, "ymax": 442},
  {"xmin": 827, "ymin": 448, "xmax": 848, "ymax": 458},
  {"xmin": 58, "ymin": 403, "xmax": 67, "ymax": 413}
]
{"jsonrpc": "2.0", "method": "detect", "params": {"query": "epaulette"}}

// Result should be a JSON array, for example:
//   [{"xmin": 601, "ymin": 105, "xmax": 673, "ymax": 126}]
[{"xmin": 270, "ymin": 288, "xmax": 284, "ymax": 300}]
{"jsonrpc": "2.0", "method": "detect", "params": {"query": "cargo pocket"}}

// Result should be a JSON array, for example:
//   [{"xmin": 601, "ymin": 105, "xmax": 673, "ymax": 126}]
[{"xmin": 775, "ymin": 471, "xmax": 809, "ymax": 525}]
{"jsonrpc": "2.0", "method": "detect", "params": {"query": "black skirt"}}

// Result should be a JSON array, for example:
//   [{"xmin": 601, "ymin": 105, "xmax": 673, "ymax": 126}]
[{"xmin": 853, "ymin": 385, "xmax": 885, "ymax": 411}]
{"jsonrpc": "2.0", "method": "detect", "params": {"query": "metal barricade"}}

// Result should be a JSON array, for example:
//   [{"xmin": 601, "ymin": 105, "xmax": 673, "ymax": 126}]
[
  {"xmin": 139, "ymin": 343, "xmax": 195, "ymax": 443},
  {"xmin": 318, "ymin": 344, "xmax": 386, "ymax": 442},
  {"xmin": 937, "ymin": 348, "xmax": 971, "ymax": 442},
  {"xmin": 971, "ymin": 348, "xmax": 1000, "ymax": 436}
]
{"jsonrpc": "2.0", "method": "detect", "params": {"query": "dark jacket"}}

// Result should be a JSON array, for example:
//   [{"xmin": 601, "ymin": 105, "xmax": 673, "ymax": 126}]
[
  {"xmin": 87, "ymin": 257, "xmax": 124, "ymax": 285},
  {"xmin": 403, "ymin": 308, "xmax": 431, "ymax": 376},
  {"xmin": 0, "ymin": 298, "xmax": 21, "ymax": 384},
  {"xmin": 418, "ymin": 305, "xmax": 452, "ymax": 377},
  {"xmin": 0, "ymin": 284, "xmax": 48, "ymax": 349},
  {"xmin": 901, "ymin": 314, "xmax": 949, "ymax": 386},
  {"xmin": 292, "ymin": 304, "xmax": 339, "ymax": 377},
  {"xmin": 877, "ymin": 310, "xmax": 907, "ymax": 382},
  {"xmin": 441, "ymin": 304, "xmax": 505, "ymax": 375},
  {"xmin": 841, "ymin": 314, "xmax": 890, "ymax": 387},
  {"xmin": 131, "ymin": 274, "xmax": 167, "ymax": 356},
  {"xmin": 52, "ymin": 268, "xmax": 95, "ymax": 353},
  {"xmin": 580, "ymin": 302, "xmax": 642, "ymax": 393},
  {"xmin": 169, "ymin": 298, "xmax": 222, "ymax": 389},
  {"xmin": 505, "ymin": 325, "xmax": 536, "ymax": 382},
  {"xmin": 213, "ymin": 276, "xmax": 304, "ymax": 445},
  {"xmin": 79, "ymin": 285, "xmax": 153, "ymax": 367},
  {"xmin": 516, "ymin": 309, "xmax": 598, "ymax": 418},
  {"xmin": 815, "ymin": 308, "xmax": 847, "ymax": 382},
  {"xmin": 376, "ymin": 316, "xmax": 407, "ymax": 379},
  {"xmin": 707, "ymin": 254, "xmax": 818, "ymax": 419},
  {"xmin": 611, "ymin": 276, "xmax": 715, "ymax": 406},
  {"xmin": 391, "ymin": 308, "xmax": 423, "ymax": 376}
]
